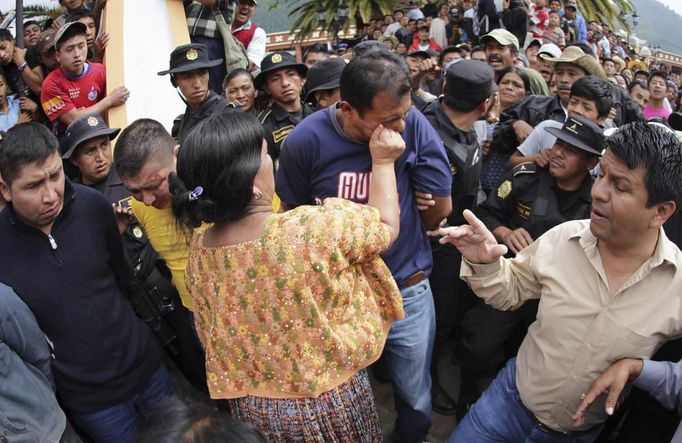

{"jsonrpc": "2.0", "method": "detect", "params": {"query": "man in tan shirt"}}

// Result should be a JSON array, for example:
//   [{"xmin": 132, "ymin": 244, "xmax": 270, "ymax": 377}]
[{"xmin": 437, "ymin": 122, "xmax": 682, "ymax": 442}]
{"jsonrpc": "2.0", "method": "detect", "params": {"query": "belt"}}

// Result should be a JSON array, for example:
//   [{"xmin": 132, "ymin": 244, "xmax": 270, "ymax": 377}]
[
  {"xmin": 536, "ymin": 421, "xmax": 568, "ymax": 436},
  {"xmin": 398, "ymin": 271, "xmax": 426, "ymax": 290}
]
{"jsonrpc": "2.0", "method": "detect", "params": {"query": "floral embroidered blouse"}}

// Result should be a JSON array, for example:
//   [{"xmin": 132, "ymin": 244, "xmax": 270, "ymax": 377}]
[{"xmin": 186, "ymin": 198, "xmax": 405, "ymax": 399}]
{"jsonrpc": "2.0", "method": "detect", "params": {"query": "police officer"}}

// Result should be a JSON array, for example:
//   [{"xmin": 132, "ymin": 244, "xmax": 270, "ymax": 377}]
[
  {"xmin": 457, "ymin": 114, "xmax": 603, "ymax": 414},
  {"xmin": 158, "ymin": 43, "xmax": 235, "ymax": 144},
  {"xmin": 420, "ymin": 59, "xmax": 496, "ymax": 416},
  {"xmin": 255, "ymin": 51, "xmax": 313, "ymax": 161},
  {"xmin": 61, "ymin": 114, "xmax": 209, "ymax": 393}
]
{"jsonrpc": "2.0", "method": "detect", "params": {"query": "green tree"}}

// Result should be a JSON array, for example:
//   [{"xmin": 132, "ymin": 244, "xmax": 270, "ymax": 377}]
[
  {"xmin": 285, "ymin": 0, "xmax": 639, "ymax": 40},
  {"xmin": 576, "ymin": 0, "xmax": 637, "ymax": 31},
  {"xmin": 288, "ymin": 0, "xmax": 393, "ymax": 41}
]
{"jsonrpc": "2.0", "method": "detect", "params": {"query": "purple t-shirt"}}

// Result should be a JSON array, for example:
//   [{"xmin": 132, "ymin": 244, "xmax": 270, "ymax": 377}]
[{"xmin": 275, "ymin": 105, "xmax": 452, "ymax": 286}]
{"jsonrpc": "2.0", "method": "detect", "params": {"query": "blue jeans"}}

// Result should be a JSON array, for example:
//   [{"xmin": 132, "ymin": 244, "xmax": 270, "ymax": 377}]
[
  {"xmin": 71, "ymin": 364, "xmax": 176, "ymax": 443},
  {"xmin": 384, "ymin": 279, "xmax": 435, "ymax": 443},
  {"xmin": 449, "ymin": 358, "xmax": 602, "ymax": 443}
]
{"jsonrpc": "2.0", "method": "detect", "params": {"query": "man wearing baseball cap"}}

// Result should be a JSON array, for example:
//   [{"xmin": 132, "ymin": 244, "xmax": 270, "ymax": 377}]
[
  {"xmin": 231, "ymin": 0, "xmax": 266, "ymax": 69},
  {"xmin": 480, "ymin": 29, "xmax": 520, "ymax": 77},
  {"xmin": 255, "ymin": 51, "xmax": 312, "ymax": 161},
  {"xmin": 564, "ymin": 0, "xmax": 587, "ymax": 44},
  {"xmin": 62, "ymin": 113, "xmax": 210, "ymax": 394},
  {"xmin": 41, "ymin": 21, "xmax": 129, "ymax": 136},
  {"xmin": 421, "ymin": 60, "xmax": 498, "ymax": 417},
  {"xmin": 158, "ymin": 43, "xmax": 235, "ymax": 144},
  {"xmin": 494, "ymin": 45, "xmax": 606, "ymax": 155}
]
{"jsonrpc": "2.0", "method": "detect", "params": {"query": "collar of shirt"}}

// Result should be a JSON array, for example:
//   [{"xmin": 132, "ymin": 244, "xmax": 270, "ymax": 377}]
[
  {"xmin": 232, "ymin": 20, "xmax": 253, "ymax": 32},
  {"xmin": 571, "ymin": 224, "xmax": 679, "ymax": 274}
]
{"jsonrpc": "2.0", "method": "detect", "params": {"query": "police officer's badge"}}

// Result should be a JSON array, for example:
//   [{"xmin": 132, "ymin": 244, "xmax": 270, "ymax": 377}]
[
  {"xmin": 87, "ymin": 116, "xmax": 98, "ymax": 127},
  {"xmin": 186, "ymin": 48, "xmax": 198, "ymax": 61},
  {"xmin": 272, "ymin": 53, "xmax": 282, "ymax": 63},
  {"xmin": 497, "ymin": 180, "xmax": 512, "ymax": 199}
]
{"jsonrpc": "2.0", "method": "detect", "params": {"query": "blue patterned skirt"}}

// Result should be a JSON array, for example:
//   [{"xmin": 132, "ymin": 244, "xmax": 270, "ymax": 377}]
[{"xmin": 226, "ymin": 369, "xmax": 381, "ymax": 442}]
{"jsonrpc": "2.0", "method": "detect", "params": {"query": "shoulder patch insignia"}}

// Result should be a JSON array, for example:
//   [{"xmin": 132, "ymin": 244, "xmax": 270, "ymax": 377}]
[
  {"xmin": 497, "ymin": 179, "xmax": 512, "ymax": 199},
  {"xmin": 512, "ymin": 162, "xmax": 537, "ymax": 176},
  {"xmin": 272, "ymin": 125, "xmax": 294, "ymax": 144}
]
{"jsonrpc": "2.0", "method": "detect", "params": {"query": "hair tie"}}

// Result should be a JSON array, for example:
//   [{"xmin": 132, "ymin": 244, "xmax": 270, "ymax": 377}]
[{"xmin": 188, "ymin": 186, "xmax": 204, "ymax": 202}]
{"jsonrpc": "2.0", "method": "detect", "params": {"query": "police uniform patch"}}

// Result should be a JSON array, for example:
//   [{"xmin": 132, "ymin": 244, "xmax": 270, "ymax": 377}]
[
  {"xmin": 132, "ymin": 226, "xmax": 143, "ymax": 239},
  {"xmin": 516, "ymin": 201, "xmax": 532, "ymax": 220},
  {"xmin": 272, "ymin": 125, "xmax": 294, "ymax": 144},
  {"xmin": 186, "ymin": 48, "xmax": 198, "ymax": 61},
  {"xmin": 87, "ymin": 116, "xmax": 98, "ymax": 127},
  {"xmin": 497, "ymin": 180, "xmax": 512, "ymax": 199},
  {"xmin": 271, "ymin": 53, "xmax": 282, "ymax": 63}
]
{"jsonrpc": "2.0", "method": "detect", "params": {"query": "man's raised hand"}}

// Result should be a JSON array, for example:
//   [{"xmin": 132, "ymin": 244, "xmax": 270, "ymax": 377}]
[{"xmin": 435, "ymin": 209, "xmax": 508, "ymax": 264}]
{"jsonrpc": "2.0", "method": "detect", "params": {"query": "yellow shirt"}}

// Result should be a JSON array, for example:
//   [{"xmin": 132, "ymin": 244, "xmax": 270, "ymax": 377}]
[
  {"xmin": 461, "ymin": 220, "xmax": 682, "ymax": 432},
  {"xmin": 131, "ymin": 199, "xmax": 200, "ymax": 310}
]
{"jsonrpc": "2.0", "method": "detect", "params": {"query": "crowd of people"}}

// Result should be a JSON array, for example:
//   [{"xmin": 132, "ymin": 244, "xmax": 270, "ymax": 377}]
[{"xmin": 3, "ymin": 0, "xmax": 682, "ymax": 443}]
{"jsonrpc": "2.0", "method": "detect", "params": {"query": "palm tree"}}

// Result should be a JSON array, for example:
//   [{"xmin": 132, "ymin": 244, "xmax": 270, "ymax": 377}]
[
  {"xmin": 22, "ymin": 5, "xmax": 66, "ymax": 19},
  {"xmin": 577, "ymin": 0, "xmax": 637, "ymax": 31},
  {"xmin": 289, "ymin": 0, "xmax": 393, "ymax": 41},
  {"xmin": 287, "ymin": 0, "xmax": 638, "ymax": 40}
]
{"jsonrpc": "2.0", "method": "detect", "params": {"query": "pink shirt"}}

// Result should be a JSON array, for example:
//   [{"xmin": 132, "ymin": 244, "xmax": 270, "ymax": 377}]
[{"xmin": 643, "ymin": 106, "xmax": 671, "ymax": 120}]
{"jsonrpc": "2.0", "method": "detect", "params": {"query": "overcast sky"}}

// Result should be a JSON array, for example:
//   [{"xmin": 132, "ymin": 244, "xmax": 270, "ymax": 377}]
[{"xmin": 1, "ymin": 0, "xmax": 681, "ymax": 23}]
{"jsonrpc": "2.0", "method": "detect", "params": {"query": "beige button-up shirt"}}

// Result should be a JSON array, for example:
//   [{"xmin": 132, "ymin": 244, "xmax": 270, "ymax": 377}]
[{"xmin": 461, "ymin": 220, "xmax": 682, "ymax": 432}]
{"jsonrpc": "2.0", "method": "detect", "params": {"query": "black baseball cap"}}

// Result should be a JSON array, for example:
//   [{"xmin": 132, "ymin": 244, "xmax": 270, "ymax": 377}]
[
  {"xmin": 158, "ymin": 43, "xmax": 223, "ymax": 76},
  {"xmin": 444, "ymin": 60, "xmax": 495, "ymax": 108},
  {"xmin": 545, "ymin": 115, "xmax": 604, "ymax": 156},
  {"xmin": 305, "ymin": 57, "xmax": 348, "ymax": 101},
  {"xmin": 61, "ymin": 114, "xmax": 120, "ymax": 160},
  {"xmin": 254, "ymin": 52, "xmax": 307, "ymax": 90}
]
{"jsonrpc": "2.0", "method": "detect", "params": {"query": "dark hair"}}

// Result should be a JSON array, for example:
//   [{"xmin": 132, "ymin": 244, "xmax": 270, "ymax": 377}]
[
  {"xmin": 496, "ymin": 66, "xmax": 530, "ymax": 93},
  {"xmin": 340, "ymin": 48, "xmax": 410, "ymax": 115},
  {"xmin": 569, "ymin": 76, "xmax": 613, "ymax": 118},
  {"xmin": 649, "ymin": 70, "xmax": 667, "ymax": 84},
  {"xmin": 55, "ymin": 25, "xmax": 87, "ymax": 51},
  {"xmin": 439, "ymin": 46, "xmax": 463, "ymax": 65},
  {"xmin": 137, "ymin": 397, "xmax": 268, "ymax": 443},
  {"xmin": 222, "ymin": 68, "xmax": 253, "ymax": 90},
  {"xmin": 170, "ymin": 111, "xmax": 264, "ymax": 229},
  {"xmin": 114, "ymin": 119, "xmax": 175, "ymax": 179},
  {"xmin": 303, "ymin": 43, "xmax": 329, "ymax": 62},
  {"xmin": 23, "ymin": 20, "xmax": 40, "ymax": 29},
  {"xmin": 613, "ymin": 73, "xmax": 628, "ymax": 88},
  {"xmin": 0, "ymin": 123, "xmax": 59, "ymax": 184},
  {"xmin": 605, "ymin": 122, "xmax": 682, "ymax": 207},
  {"xmin": 0, "ymin": 29, "xmax": 14, "ymax": 43},
  {"xmin": 628, "ymin": 79, "xmax": 648, "ymax": 93},
  {"xmin": 65, "ymin": 9, "xmax": 95, "ymax": 23}
]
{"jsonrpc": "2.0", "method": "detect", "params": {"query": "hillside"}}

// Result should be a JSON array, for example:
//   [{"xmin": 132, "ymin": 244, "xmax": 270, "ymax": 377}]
[{"xmin": 631, "ymin": 0, "xmax": 682, "ymax": 53}]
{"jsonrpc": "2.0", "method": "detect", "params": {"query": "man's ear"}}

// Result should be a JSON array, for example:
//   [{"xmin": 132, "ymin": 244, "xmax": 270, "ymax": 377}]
[
  {"xmin": 338, "ymin": 100, "xmax": 354, "ymax": 117},
  {"xmin": 0, "ymin": 176, "xmax": 11, "ymax": 203},
  {"xmin": 652, "ymin": 201, "xmax": 677, "ymax": 229}
]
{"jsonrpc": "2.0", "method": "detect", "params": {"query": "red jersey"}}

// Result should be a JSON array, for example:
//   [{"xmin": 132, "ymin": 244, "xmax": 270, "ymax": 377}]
[{"xmin": 41, "ymin": 62, "xmax": 106, "ymax": 134}]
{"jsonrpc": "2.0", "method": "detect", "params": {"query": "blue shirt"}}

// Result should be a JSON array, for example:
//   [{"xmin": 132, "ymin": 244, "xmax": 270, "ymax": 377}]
[
  {"xmin": 276, "ymin": 105, "xmax": 452, "ymax": 286},
  {"xmin": 0, "ymin": 95, "xmax": 20, "ymax": 132}
]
